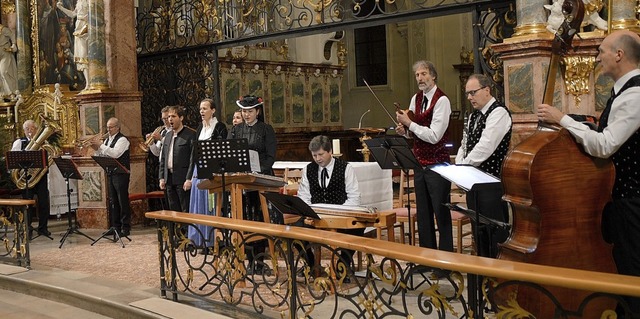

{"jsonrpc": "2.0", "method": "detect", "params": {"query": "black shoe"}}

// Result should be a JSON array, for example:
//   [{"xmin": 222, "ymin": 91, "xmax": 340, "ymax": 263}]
[
  {"xmin": 120, "ymin": 229, "xmax": 130, "ymax": 237},
  {"xmin": 37, "ymin": 229, "xmax": 51, "ymax": 236}
]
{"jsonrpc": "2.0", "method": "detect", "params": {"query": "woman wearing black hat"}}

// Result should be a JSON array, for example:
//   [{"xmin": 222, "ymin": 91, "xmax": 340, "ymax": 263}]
[{"xmin": 227, "ymin": 95, "xmax": 278, "ymax": 274}]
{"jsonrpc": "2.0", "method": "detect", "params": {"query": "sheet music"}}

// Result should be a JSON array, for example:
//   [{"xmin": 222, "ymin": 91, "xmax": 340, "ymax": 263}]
[
  {"xmin": 431, "ymin": 164, "xmax": 500, "ymax": 191},
  {"xmin": 249, "ymin": 150, "xmax": 260, "ymax": 172}
]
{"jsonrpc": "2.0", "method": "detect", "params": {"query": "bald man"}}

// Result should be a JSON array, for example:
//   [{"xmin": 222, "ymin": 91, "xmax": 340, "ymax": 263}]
[{"xmin": 538, "ymin": 30, "xmax": 640, "ymax": 316}]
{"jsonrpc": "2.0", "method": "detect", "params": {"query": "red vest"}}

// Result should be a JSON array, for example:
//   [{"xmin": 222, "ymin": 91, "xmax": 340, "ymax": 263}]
[{"xmin": 412, "ymin": 88, "xmax": 450, "ymax": 166}]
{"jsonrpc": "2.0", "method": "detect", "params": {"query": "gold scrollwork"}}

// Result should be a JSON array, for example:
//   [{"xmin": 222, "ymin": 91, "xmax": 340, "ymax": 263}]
[
  {"xmin": 1, "ymin": 0, "xmax": 15, "ymax": 15},
  {"xmin": 562, "ymin": 55, "xmax": 597, "ymax": 107}
]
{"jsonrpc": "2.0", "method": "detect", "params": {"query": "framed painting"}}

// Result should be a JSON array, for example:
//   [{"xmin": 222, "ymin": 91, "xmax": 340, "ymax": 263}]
[{"xmin": 32, "ymin": 0, "xmax": 86, "ymax": 90}]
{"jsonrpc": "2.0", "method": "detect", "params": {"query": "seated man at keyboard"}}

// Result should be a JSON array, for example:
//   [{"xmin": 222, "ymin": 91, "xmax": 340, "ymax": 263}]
[{"xmin": 296, "ymin": 135, "xmax": 361, "ymax": 282}]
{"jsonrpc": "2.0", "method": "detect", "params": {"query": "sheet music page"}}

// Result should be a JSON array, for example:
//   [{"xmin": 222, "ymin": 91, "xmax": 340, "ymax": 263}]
[
  {"xmin": 249, "ymin": 150, "xmax": 260, "ymax": 172},
  {"xmin": 309, "ymin": 203, "xmax": 375, "ymax": 214},
  {"xmin": 431, "ymin": 164, "xmax": 500, "ymax": 191}
]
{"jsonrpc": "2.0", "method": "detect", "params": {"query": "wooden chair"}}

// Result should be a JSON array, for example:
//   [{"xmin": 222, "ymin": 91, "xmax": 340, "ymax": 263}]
[
  {"xmin": 377, "ymin": 169, "xmax": 417, "ymax": 245},
  {"xmin": 450, "ymin": 181, "xmax": 473, "ymax": 254},
  {"xmin": 281, "ymin": 168, "xmax": 304, "ymax": 224}
]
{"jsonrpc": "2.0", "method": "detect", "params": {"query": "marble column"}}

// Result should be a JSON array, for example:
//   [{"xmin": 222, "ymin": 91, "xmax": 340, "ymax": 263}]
[
  {"xmin": 610, "ymin": 0, "xmax": 640, "ymax": 32},
  {"xmin": 512, "ymin": 0, "xmax": 549, "ymax": 37},
  {"xmin": 15, "ymin": 0, "xmax": 32, "ymax": 93},
  {"xmin": 87, "ymin": 0, "xmax": 110, "ymax": 91}
]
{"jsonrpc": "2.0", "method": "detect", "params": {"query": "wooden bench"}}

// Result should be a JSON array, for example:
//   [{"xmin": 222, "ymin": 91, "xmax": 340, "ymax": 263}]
[{"xmin": 129, "ymin": 191, "xmax": 165, "ymax": 226}]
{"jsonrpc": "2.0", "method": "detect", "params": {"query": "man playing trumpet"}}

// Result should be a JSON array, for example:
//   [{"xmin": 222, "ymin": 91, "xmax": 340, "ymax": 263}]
[
  {"xmin": 146, "ymin": 106, "xmax": 172, "ymax": 159},
  {"xmin": 90, "ymin": 117, "xmax": 132, "ymax": 237}
]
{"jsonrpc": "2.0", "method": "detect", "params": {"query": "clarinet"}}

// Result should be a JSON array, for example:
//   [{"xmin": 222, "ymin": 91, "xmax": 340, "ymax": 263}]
[{"xmin": 461, "ymin": 111, "xmax": 470, "ymax": 158}]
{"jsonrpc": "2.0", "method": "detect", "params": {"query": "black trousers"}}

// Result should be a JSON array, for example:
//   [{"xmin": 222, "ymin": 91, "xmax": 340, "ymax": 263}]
[
  {"xmin": 22, "ymin": 174, "xmax": 50, "ymax": 233},
  {"xmin": 108, "ymin": 173, "xmax": 131, "ymax": 231},
  {"xmin": 165, "ymin": 172, "xmax": 190, "ymax": 212},
  {"xmin": 606, "ymin": 197, "xmax": 640, "ymax": 317},
  {"xmin": 414, "ymin": 167, "xmax": 453, "ymax": 251},
  {"xmin": 466, "ymin": 183, "xmax": 509, "ymax": 258}
]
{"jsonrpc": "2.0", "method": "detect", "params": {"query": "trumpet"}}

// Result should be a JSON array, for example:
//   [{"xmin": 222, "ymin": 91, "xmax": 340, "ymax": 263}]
[
  {"xmin": 77, "ymin": 133, "xmax": 109, "ymax": 149},
  {"xmin": 139, "ymin": 126, "xmax": 164, "ymax": 152}
]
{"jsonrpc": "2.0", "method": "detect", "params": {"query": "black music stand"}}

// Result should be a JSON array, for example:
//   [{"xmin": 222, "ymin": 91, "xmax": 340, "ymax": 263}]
[
  {"xmin": 365, "ymin": 136, "xmax": 421, "ymax": 245},
  {"xmin": 90, "ymin": 155, "xmax": 130, "ymax": 248},
  {"xmin": 5, "ymin": 150, "xmax": 53, "ymax": 240},
  {"xmin": 196, "ymin": 138, "xmax": 251, "ymax": 218},
  {"xmin": 53, "ymin": 157, "xmax": 94, "ymax": 248},
  {"xmin": 262, "ymin": 192, "xmax": 321, "ymax": 220},
  {"xmin": 430, "ymin": 164, "xmax": 507, "ymax": 317}
]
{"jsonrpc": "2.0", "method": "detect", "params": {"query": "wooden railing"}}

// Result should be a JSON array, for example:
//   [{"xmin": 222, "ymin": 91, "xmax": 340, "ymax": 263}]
[
  {"xmin": 0, "ymin": 199, "xmax": 34, "ymax": 268},
  {"xmin": 147, "ymin": 210, "xmax": 640, "ymax": 318}
]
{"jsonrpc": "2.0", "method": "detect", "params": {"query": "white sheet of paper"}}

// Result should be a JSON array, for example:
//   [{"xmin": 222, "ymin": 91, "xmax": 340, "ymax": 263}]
[
  {"xmin": 249, "ymin": 150, "xmax": 260, "ymax": 172},
  {"xmin": 430, "ymin": 164, "xmax": 500, "ymax": 191}
]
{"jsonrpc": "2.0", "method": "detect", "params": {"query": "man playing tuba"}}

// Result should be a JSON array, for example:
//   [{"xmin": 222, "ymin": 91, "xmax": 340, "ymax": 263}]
[{"xmin": 11, "ymin": 120, "xmax": 51, "ymax": 237}]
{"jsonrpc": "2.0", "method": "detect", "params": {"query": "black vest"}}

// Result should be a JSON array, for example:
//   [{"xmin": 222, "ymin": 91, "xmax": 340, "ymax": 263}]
[
  {"xmin": 105, "ymin": 132, "xmax": 131, "ymax": 171},
  {"xmin": 307, "ymin": 159, "xmax": 348, "ymax": 205},
  {"xmin": 598, "ymin": 74, "xmax": 640, "ymax": 198},
  {"xmin": 466, "ymin": 101, "xmax": 512, "ymax": 177},
  {"xmin": 19, "ymin": 137, "xmax": 29, "ymax": 150}
]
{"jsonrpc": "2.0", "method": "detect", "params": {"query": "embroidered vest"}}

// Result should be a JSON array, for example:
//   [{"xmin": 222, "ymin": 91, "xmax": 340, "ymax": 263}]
[
  {"xmin": 465, "ymin": 102, "xmax": 511, "ymax": 177},
  {"xmin": 307, "ymin": 159, "xmax": 348, "ymax": 205},
  {"xmin": 106, "ymin": 132, "xmax": 130, "ymax": 171},
  {"xmin": 412, "ymin": 88, "xmax": 450, "ymax": 166},
  {"xmin": 598, "ymin": 74, "xmax": 640, "ymax": 198}
]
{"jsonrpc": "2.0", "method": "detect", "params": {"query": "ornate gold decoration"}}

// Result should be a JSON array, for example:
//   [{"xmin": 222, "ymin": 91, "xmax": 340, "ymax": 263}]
[
  {"xmin": 1, "ymin": 0, "xmax": 15, "ymax": 14},
  {"xmin": 562, "ymin": 55, "xmax": 597, "ymax": 107}
]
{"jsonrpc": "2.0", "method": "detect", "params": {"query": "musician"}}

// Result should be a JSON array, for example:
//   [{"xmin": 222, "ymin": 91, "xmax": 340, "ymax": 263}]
[
  {"xmin": 537, "ymin": 30, "xmax": 640, "ymax": 316},
  {"xmin": 455, "ymin": 73, "xmax": 512, "ymax": 259},
  {"xmin": 186, "ymin": 98, "xmax": 227, "ymax": 247},
  {"xmin": 227, "ymin": 95, "xmax": 277, "ymax": 275},
  {"xmin": 297, "ymin": 135, "xmax": 361, "ymax": 281},
  {"xmin": 232, "ymin": 109, "xmax": 243, "ymax": 127},
  {"xmin": 90, "ymin": 117, "xmax": 132, "ymax": 237},
  {"xmin": 147, "ymin": 106, "xmax": 171, "ymax": 159},
  {"xmin": 11, "ymin": 120, "xmax": 50, "ymax": 237},
  {"xmin": 395, "ymin": 60, "xmax": 453, "ymax": 255},
  {"xmin": 159, "ymin": 105, "xmax": 196, "ymax": 213}
]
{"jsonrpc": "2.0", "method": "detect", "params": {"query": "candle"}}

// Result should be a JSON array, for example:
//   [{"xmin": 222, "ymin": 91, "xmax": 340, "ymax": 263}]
[
  {"xmin": 14, "ymin": 104, "xmax": 18, "ymax": 123},
  {"xmin": 6, "ymin": 107, "xmax": 9, "ymax": 117},
  {"xmin": 332, "ymin": 139, "xmax": 341, "ymax": 155}
]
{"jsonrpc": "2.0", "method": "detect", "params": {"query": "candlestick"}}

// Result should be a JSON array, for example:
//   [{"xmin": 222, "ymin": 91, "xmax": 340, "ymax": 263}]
[
  {"xmin": 332, "ymin": 139, "xmax": 341, "ymax": 155},
  {"xmin": 14, "ymin": 104, "xmax": 18, "ymax": 123}
]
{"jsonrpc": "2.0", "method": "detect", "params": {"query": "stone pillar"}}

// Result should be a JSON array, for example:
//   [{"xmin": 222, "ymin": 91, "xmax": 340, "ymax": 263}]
[
  {"xmin": 74, "ymin": 0, "xmax": 144, "ymax": 228},
  {"xmin": 512, "ymin": 0, "xmax": 549, "ymax": 38},
  {"xmin": 15, "ymin": 0, "xmax": 32, "ymax": 93},
  {"xmin": 610, "ymin": 0, "xmax": 640, "ymax": 32},
  {"xmin": 87, "ymin": 0, "xmax": 109, "ymax": 91}
]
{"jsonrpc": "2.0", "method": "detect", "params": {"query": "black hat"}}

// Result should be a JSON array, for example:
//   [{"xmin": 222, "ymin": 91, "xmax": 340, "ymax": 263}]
[{"xmin": 236, "ymin": 95, "xmax": 263, "ymax": 109}]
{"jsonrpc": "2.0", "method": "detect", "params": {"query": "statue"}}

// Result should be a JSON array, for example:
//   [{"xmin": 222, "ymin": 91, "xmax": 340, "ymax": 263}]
[
  {"xmin": 545, "ymin": 0, "xmax": 607, "ymax": 34},
  {"xmin": 0, "ymin": 23, "xmax": 18, "ymax": 99},
  {"xmin": 56, "ymin": 0, "xmax": 89, "ymax": 91}
]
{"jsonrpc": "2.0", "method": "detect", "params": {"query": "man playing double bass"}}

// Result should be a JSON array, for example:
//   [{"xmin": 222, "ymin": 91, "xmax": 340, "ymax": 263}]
[{"xmin": 538, "ymin": 29, "xmax": 640, "ymax": 317}]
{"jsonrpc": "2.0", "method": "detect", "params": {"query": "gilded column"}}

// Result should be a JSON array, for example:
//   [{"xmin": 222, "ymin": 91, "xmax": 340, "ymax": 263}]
[
  {"xmin": 610, "ymin": 0, "xmax": 640, "ymax": 32},
  {"xmin": 15, "ymin": 0, "xmax": 31, "ymax": 93},
  {"xmin": 512, "ymin": 0, "xmax": 549, "ymax": 37},
  {"xmin": 87, "ymin": 0, "xmax": 109, "ymax": 91}
]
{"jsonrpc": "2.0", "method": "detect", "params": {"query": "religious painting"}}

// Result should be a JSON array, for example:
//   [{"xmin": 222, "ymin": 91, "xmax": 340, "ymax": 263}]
[
  {"xmin": 33, "ymin": 0, "xmax": 86, "ymax": 90},
  {"xmin": 79, "ymin": 169, "xmax": 104, "ymax": 205}
]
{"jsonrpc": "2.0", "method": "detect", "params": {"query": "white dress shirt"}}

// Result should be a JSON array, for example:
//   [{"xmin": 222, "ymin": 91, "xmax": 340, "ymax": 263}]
[
  {"xmin": 95, "ymin": 133, "xmax": 130, "ymax": 158},
  {"xmin": 406, "ymin": 85, "xmax": 452, "ymax": 144},
  {"xmin": 11, "ymin": 138, "xmax": 27, "ymax": 151},
  {"xmin": 455, "ymin": 97, "xmax": 512, "ymax": 166},
  {"xmin": 559, "ymin": 69, "xmax": 640, "ymax": 158},
  {"xmin": 297, "ymin": 157, "xmax": 361, "ymax": 206}
]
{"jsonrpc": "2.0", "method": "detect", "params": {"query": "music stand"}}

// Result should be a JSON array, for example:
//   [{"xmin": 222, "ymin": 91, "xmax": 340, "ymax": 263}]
[
  {"xmin": 53, "ymin": 157, "xmax": 94, "ymax": 248},
  {"xmin": 90, "ymin": 155, "xmax": 130, "ymax": 248},
  {"xmin": 262, "ymin": 192, "xmax": 321, "ymax": 220},
  {"xmin": 196, "ymin": 138, "xmax": 251, "ymax": 218},
  {"xmin": 364, "ymin": 136, "xmax": 422, "ymax": 245},
  {"xmin": 5, "ymin": 150, "xmax": 52, "ymax": 240},
  {"xmin": 430, "ymin": 164, "xmax": 507, "ymax": 317}
]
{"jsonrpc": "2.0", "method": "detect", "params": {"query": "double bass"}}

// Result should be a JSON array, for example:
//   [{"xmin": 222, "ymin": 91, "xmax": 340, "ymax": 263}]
[{"xmin": 497, "ymin": 0, "xmax": 616, "ymax": 316}]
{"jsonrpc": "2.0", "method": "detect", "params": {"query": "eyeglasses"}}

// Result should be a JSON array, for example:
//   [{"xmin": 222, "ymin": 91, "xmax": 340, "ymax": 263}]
[
  {"xmin": 106, "ymin": 125, "xmax": 117, "ymax": 129},
  {"xmin": 465, "ymin": 87, "xmax": 486, "ymax": 97}
]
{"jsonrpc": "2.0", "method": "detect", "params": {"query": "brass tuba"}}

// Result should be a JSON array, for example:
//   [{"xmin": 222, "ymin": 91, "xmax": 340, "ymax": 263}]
[{"xmin": 10, "ymin": 117, "xmax": 62, "ymax": 189}]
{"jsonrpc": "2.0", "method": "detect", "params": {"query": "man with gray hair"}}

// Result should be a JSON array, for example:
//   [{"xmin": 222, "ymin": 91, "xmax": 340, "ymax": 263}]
[{"xmin": 11, "ymin": 120, "xmax": 51, "ymax": 238}]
